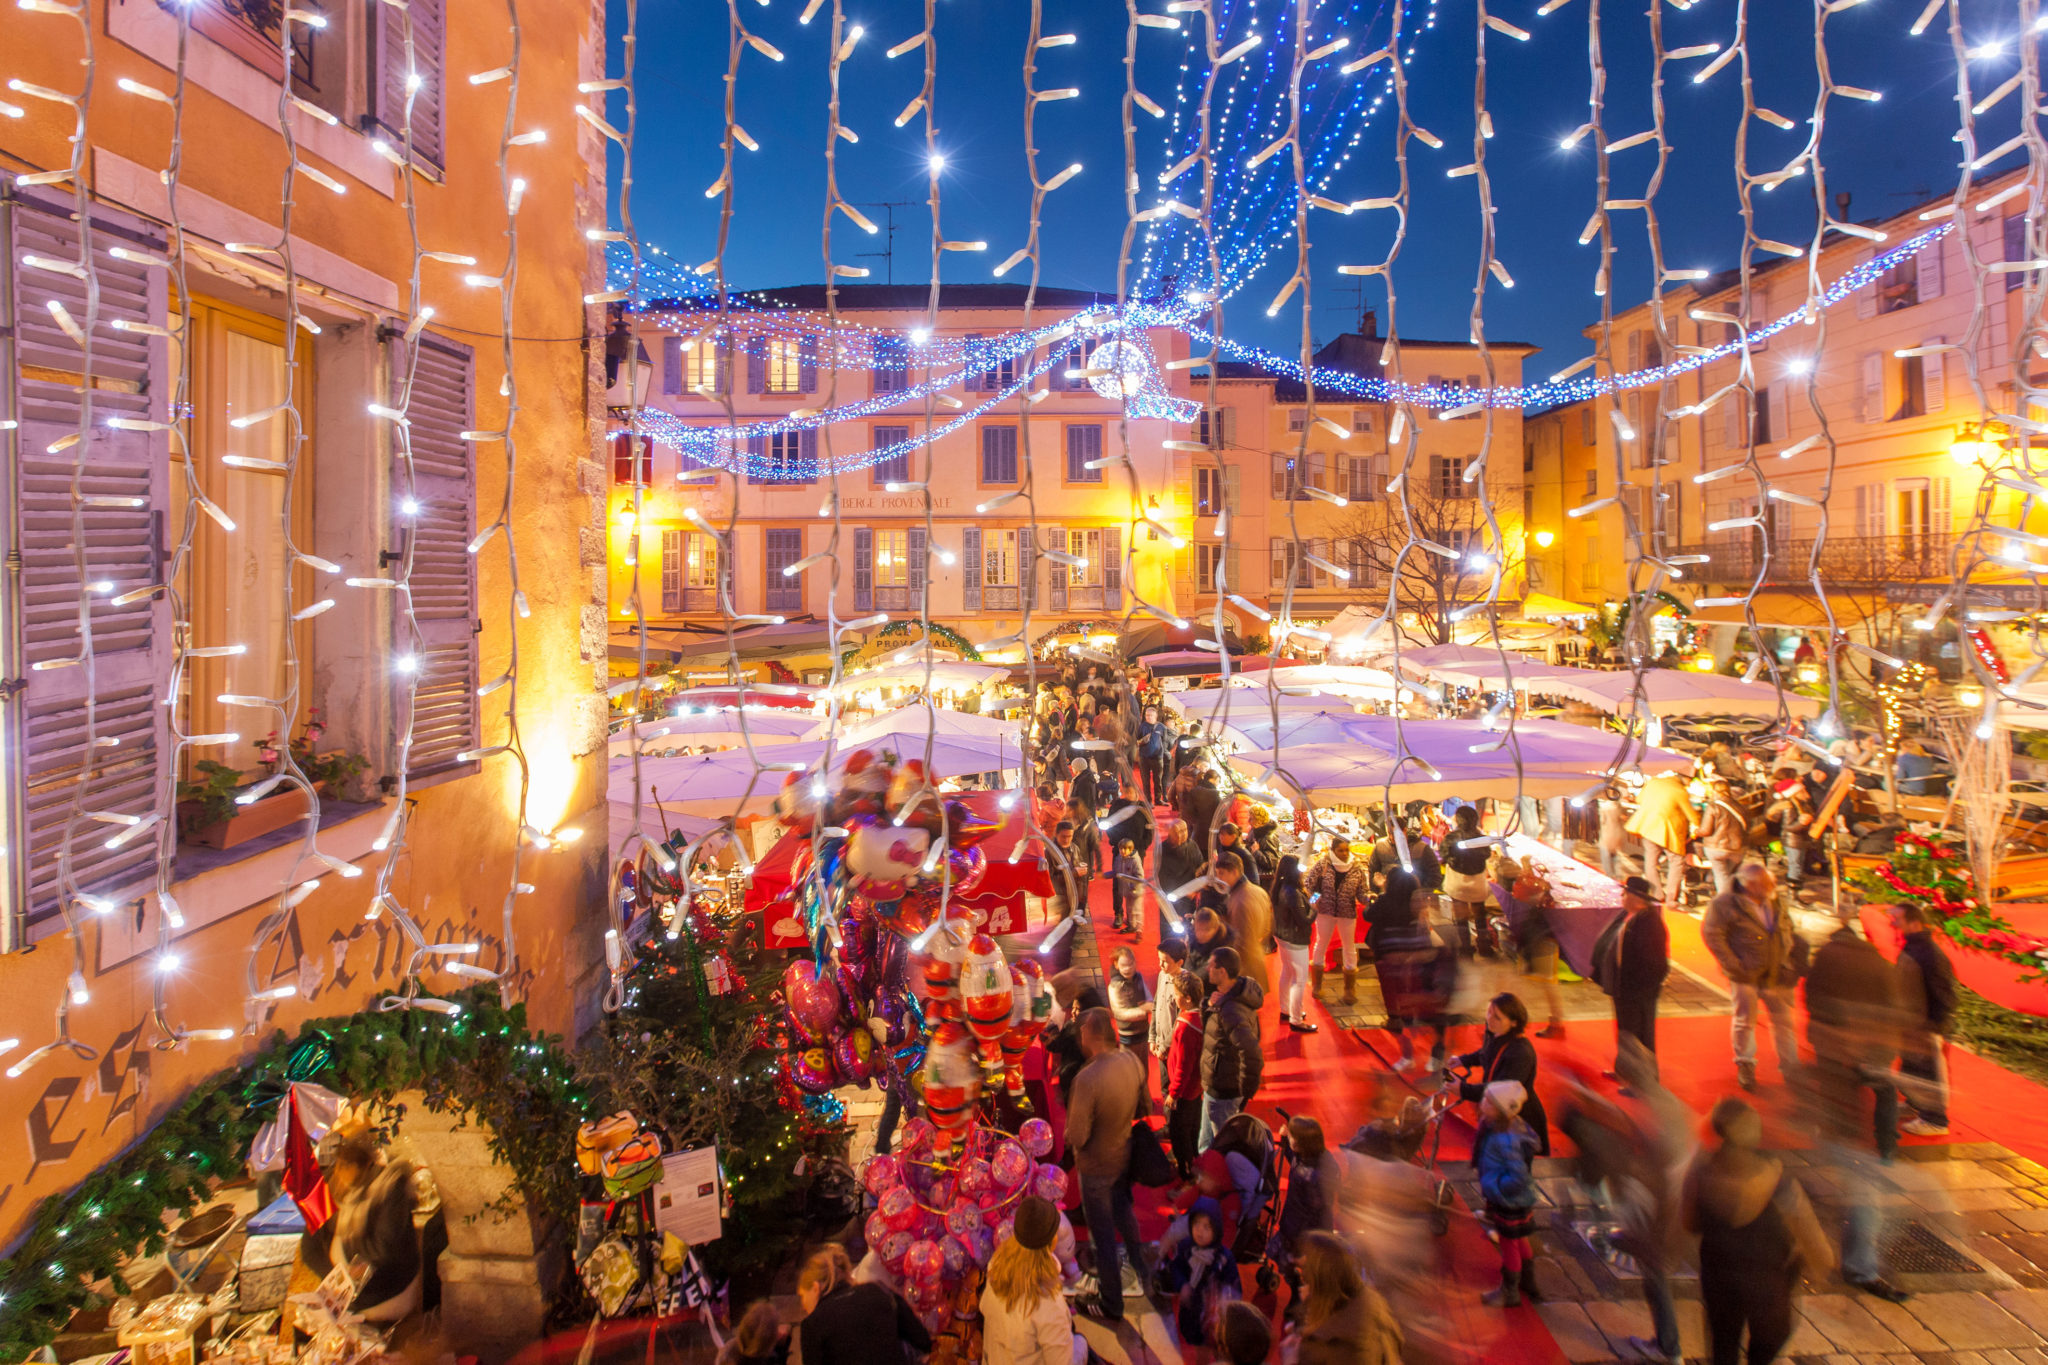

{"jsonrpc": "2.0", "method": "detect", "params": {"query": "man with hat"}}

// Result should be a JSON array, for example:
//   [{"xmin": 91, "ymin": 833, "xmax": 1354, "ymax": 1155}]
[{"xmin": 1613, "ymin": 875, "xmax": 1671, "ymax": 1075}]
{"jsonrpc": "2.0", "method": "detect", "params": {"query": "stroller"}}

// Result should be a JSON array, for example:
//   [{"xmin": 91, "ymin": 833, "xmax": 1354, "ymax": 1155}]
[{"xmin": 1204, "ymin": 1112, "xmax": 1287, "ymax": 1262}]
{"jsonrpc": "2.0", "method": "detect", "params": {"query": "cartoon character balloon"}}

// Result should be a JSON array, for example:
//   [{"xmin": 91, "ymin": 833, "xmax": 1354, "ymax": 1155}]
[
  {"xmin": 915, "ymin": 916, "xmax": 971, "ymax": 1022},
  {"xmin": 844, "ymin": 816, "xmax": 930, "ymax": 900},
  {"xmin": 781, "ymin": 959, "xmax": 843, "ymax": 1045},
  {"xmin": 918, "ymin": 1021, "xmax": 983, "ymax": 1150}
]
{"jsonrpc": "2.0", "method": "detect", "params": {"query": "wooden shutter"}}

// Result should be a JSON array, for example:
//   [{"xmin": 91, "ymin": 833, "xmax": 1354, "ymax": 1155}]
[
  {"xmin": 799, "ymin": 427, "xmax": 819, "ymax": 484},
  {"xmin": 1933, "ymin": 476, "xmax": 1953, "ymax": 532},
  {"xmin": 662, "ymin": 336, "xmax": 683, "ymax": 396},
  {"xmin": 1860, "ymin": 353, "xmax": 1883, "ymax": 423},
  {"xmin": 1174, "ymin": 546, "xmax": 1194, "ymax": 599},
  {"xmin": 799, "ymin": 335, "xmax": 818, "ymax": 393},
  {"xmin": 1920, "ymin": 237, "xmax": 1944, "ymax": 298},
  {"xmin": 2, "ymin": 188, "xmax": 171, "ymax": 935},
  {"xmin": 1856, "ymin": 251, "xmax": 1877, "ymax": 319},
  {"xmin": 1765, "ymin": 383, "xmax": 1788, "ymax": 446},
  {"xmin": 1307, "ymin": 451, "xmax": 1327, "ymax": 492},
  {"xmin": 367, "ymin": 0, "xmax": 447, "ymax": 172},
  {"xmin": 396, "ymin": 330, "xmax": 478, "ymax": 786},
  {"xmin": 1018, "ymin": 531, "xmax": 1035, "ymax": 611},
  {"xmin": 1270, "ymin": 537, "xmax": 1287, "ymax": 588},
  {"xmin": 1045, "ymin": 524, "xmax": 1066, "ymax": 611},
  {"xmin": 746, "ymin": 432, "xmax": 766, "ymax": 484},
  {"xmin": 1922, "ymin": 337, "xmax": 1946, "ymax": 413},
  {"xmin": 1102, "ymin": 526, "xmax": 1122, "ymax": 608},
  {"xmin": 960, "ymin": 527, "xmax": 982, "ymax": 613},
  {"xmin": 746, "ymin": 337, "xmax": 765, "ymax": 394},
  {"xmin": 853, "ymin": 527, "xmax": 873, "ymax": 610},
  {"xmin": 907, "ymin": 526, "xmax": 927, "ymax": 598},
  {"xmin": 1224, "ymin": 463, "xmax": 1242, "ymax": 513},
  {"xmin": 662, "ymin": 528, "xmax": 682, "ymax": 612},
  {"xmin": 1225, "ymin": 545, "xmax": 1241, "ymax": 595},
  {"xmin": 1721, "ymin": 389, "xmax": 1744, "ymax": 449}
]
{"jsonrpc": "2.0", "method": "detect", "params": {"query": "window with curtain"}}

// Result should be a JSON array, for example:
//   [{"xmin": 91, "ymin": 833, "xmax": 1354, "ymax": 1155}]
[
  {"xmin": 983, "ymin": 529, "xmax": 1019, "ymax": 585},
  {"xmin": 765, "ymin": 429, "xmax": 808, "ymax": 482},
  {"xmin": 874, "ymin": 529, "xmax": 911, "ymax": 588},
  {"xmin": 1069, "ymin": 529, "xmax": 1103, "ymax": 586},
  {"xmin": 662, "ymin": 529, "xmax": 720, "ymax": 612},
  {"xmin": 765, "ymin": 336, "xmax": 805, "ymax": 392},
  {"xmin": 171, "ymin": 297, "xmax": 314, "ymax": 772},
  {"xmin": 683, "ymin": 338, "xmax": 727, "ymax": 395}
]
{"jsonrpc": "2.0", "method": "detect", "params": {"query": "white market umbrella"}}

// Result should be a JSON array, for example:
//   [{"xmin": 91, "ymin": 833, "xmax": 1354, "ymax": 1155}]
[
  {"xmin": 809, "ymin": 703, "xmax": 1026, "ymax": 755},
  {"xmin": 1222, "ymin": 664, "xmax": 1414, "ymax": 702},
  {"xmin": 833, "ymin": 661, "xmax": 1009, "ymax": 696},
  {"xmin": 1229, "ymin": 716, "xmax": 1691, "ymax": 805},
  {"xmin": 607, "ymin": 707, "xmax": 819, "ymax": 758},
  {"xmin": 1396, "ymin": 651, "xmax": 1819, "ymax": 721},
  {"xmin": 608, "ymin": 742, "xmax": 827, "ymax": 817}
]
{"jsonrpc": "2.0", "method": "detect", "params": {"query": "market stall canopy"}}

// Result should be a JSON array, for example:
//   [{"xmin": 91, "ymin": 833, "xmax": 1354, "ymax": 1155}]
[
  {"xmin": 607, "ymin": 742, "xmax": 827, "ymax": 817},
  {"xmin": 608, "ymin": 804, "xmax": 719, "ymax": 857},
  {"xmin": 1396, "ymin": 651, "xmax": 1821, "ymax": 720},
  {"xmin": 607, "ymin": 708, "xmax": 819, "ymax": 757},
  {"xmin": 1518, "ymin": 592, "xmax": 1600, "ymax": 619},
  {"xmin": 606, "ymin": 621, "xmax": 850, "ymax": 666},
  {"xmin": 832, "ymin": 661, "xmax": 1010, "ymax": 696},
  {"xmin": 1689, "ymin": 590, "xmax": 1863, "ymax": 632},
  {"xmin": 1204, "ymin": 707, "xmax": 1389, "ymax": 753},
  {"xmin": 1120, "ymin": 619, "xmax": 1245, "ymax": 658},
  {"xmin": 1222, "ymin": 664, "xmax": 1413, "ymax": 701},
  {"xmin": 1161, "ymin": 688, "xmax": 1349, "ymax": 731},
  {"xmin": 669, "ymin": 683, "xmax": 818, "ymax": 710},
  {"xmin": 810, "ymin": 703, "xmax": 1026, "ymax": 755},
  {"xmin": 1236, "ymin": 716, "xmax": 1687, "ymax": 810},
  {"xmin": 1229, "ymin": 717, "xmax": 1691, "ymax": 805}
]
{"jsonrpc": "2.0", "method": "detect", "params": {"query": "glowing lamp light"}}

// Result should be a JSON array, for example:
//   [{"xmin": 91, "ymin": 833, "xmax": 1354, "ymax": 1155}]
[
  {"xmin": 1950, "ymin": 436, "xmax": 1996, "ymax": 467},
  {"xmin": 1955, "ymin": 682, "xmax": 1986, "ymax": 710},
  {"xmin": 1691, "ymin": 652, "xmax": 1717, "ymax": 672},
  {"xmin": 1532, "ymin": 530, "xmax": 1555, "ymax": 549}
]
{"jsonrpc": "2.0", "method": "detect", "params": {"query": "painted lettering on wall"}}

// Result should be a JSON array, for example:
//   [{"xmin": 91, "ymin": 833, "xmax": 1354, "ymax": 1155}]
[{"xmin": 839, "ymin": 495, "xmax": 954, "ymax": 513}]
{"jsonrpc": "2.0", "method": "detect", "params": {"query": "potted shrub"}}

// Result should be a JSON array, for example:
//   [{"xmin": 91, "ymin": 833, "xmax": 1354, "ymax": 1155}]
[{"xmin": 176, "ymin": 712, "xmax": 372, "ymax": 850}]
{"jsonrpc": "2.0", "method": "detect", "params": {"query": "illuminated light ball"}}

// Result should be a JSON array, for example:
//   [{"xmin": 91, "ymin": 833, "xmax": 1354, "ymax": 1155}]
[
  {"xmin": 878, "ymin": 1231, "xmax": 914, "ymax": 1271},
  {"xmin": 1017, "ymin": 1118, "xmax": 1054, "ymax": 1158},
  {"xmin": 918, "ymin": 1021, "xmax": 983, "ymax": 1149},
  {"xmin": 925, "ymin": 1177, "xmax": 956, "ymax": 1213},
  {"xmin": 958, "ymin": 934, "xmax": 1014, "ymax": 1046},
  {"xmin": 1085, "ymin": 337, "xmax": 1157, "ymax": 401},
  {"xmin": 994, "ymin": 1215, "xmax": 1016, "ymax": 1247},
  {"xmin": 956, "ymin": 1156, "xmax": 993, "ymax": 1199},
  {"xmin": 990, "ymin": 1140, "xmax": 1031, "ymax": 1191},
  {"xmin": 902, "ymin": 1238, "xmax": 946, "ymax": 1286},
  {"xmin": 946, "ymin": 1200, "xmax": 982, "ymax": 1240},
  {"xmin": 864, "ymin": 1211, "xmax": 892, "ymax": 1249},
  {"xmin": 790, "ymin": 1046, "xmax": 836, "ymax": 1094},
  {"xmin": 844, "ymin": 816, "xmax": 929, "ymax": 900},
  {"xmin": 966, "ymin": 1224, "xmax": 995, "ymax": 1264},
  {"xmin": 879, "ymin": 1185, "xmax": 922, "ymax": 1233},
  {"xmin": 1033, "ymin": 1162, "xmax": 1069, "ymax": 1203},
  {"xmin": 862, "ymin": 1153, "xmax": 901, "ymax": 1196}
]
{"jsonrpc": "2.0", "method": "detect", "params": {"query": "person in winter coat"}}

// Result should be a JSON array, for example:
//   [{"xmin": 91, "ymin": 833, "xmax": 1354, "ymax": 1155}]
[
  {"xmin": 1804, "ymin": 919, "xmax": 1909, "ymax": 1302},
  {"xmin": 1111, "ymin": 840, "xmax": 1145, "ymax": 935},
  {"xmin": 1179, "ymin": 770, "xmax": 1224, "ymax": 849},
  {"xmin": 1156, "ymin": 819, "xmax": 1208, "ymax": 938},
  {"xmin": 716, "ymin": 1302, "xmax": 790, "ymax": 1365},
  {"xmin": 1272, "ymin": 854, "xmax": 1318, "ymax": 1033},
  {"xmin": 1064, "ymin": 1010, "xmax": 1150, "ymax": 1321},
  {"xmin": 1215, "ymin": 850, "xmax": 1273, "ymax": 995},
  {"xmin": 1682, "ymin": 1098, "xmax": 1836, "ymax": 1365},
  {"xmin": 1272, "ymin": 1116, "xmax": 1341, "ymax": 1254},
  {"xmin": 1490, "ymin": 858, "xmax": 1564, "ymax": 1037},
  {"xmin": 1249, "ymin": 814, "xmax": 1284, "ymax": 891},
  {"xmin": 1765, "ymin": 767, "xmax": 1816, "ymax": 889},
  {"xmin": 1612, "ymin": 875, "xmax": 1672, "ymax": 1066},
  {"xmin": 980, "ymin": 1197, "xmax": 1087, "ymax": 1365},
  {"xmin": 1441, "ymin": 805, "xmax": 1497, "ymax": 956},
  {"xmin": 796, "ymin": 1245, "xmax": 932, "ymax": 1365},
  {"xmin": 1474, "ymin": 1081, "xmax": 1542, "ymax": 1309},
  {"xmin": 1625, "ymin": 772, "xmax": 1693, "ymax": 905},
  {"xmin": 1185, "ymin": 908, "xmax": 1233, "ymax": 1001},
  {"xmin": 1163, "ymin": 970, "xmax": 1206, "ymax": 1178},
  {"xmin": 1454, "ymin": 993, "xmax": 1550, "ymax": 1155},
  {"xmin": 1307, "ymin": 836, "xmax": 1370, "ymax": 1005},
  {"xmin": 1695, "ymin": 778, "xmax": 1750, "ymax": 902},
  {"xmin": 1150, "ymin": 938, "xmax": 1190, "ymax": 1090},
  {"xmin": 1702, "ymin": 861, "xmax": 1802, "ymax": 1092},
  {"xmin": 1288, "ymin": 1231, "xmax": 1404, "ymax": 1365},
  {"xmin": 1597, "ymin": 785, "xmax": 1631, "ymax": 880},
  {"xmin": 1199, "ymin": 946, "xmax": 1264, "ymax": 1149},
  {"xmin": 1136, "ymin": 706, "xmax": 1170, "ymax": 804},
  {"xmin": 1157, "ymin": 1197, "xmax": 1240, "ymax": 1355},
  {"xmin": 1889, "ymin": 901, "xmax": 1958, "ymax": 1136},
  {"xmin": 1371, "ymin": 872, "xmax": 1452, "ymax": 1072},
  {"xmin": 1106, "ymin": 945, "xmax": 1152, "ymax": 1055}
]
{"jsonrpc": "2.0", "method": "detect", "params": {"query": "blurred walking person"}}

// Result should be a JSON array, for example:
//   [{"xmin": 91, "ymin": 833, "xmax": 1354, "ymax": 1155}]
[
  {"xmin": 1890, "ymin": 901, "xmax": 1957, "ymax": 1137},
  {"xmin": 1612, "ymin": 875, "xmax": 1671, "ymax": 1073},
  {"xmin": 1626, "ymin": 771, "xmax": 1693, "ymax": 906},
  {"xmin": 1703, "ymin": 861, "xmax": 1802, "ymax": 1092},
  {"xmin": 1272, "ymin": 853, "xmax": 1318, "ymax": 1033},
  {"xmin": 1682, "ymin": 1098, "xmax": 1835, "ymax": 1365}
]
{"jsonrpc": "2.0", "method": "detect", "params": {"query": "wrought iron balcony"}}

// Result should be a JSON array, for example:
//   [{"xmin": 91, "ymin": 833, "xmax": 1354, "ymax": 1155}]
[{"xmin": 1668, "ymin": 532, "xmax": 1954, "ymax": 587}]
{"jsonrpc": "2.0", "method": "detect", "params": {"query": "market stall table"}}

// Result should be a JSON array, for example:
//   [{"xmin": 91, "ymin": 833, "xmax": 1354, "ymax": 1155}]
[{"xmin": 1503, "ymin": 832, "xmax": 1624, "ymax": 977}]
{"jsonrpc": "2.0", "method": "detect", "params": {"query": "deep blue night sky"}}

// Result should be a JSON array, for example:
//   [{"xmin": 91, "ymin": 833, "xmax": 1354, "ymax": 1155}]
[{"xmin": 608, "ymin": 0, "xmax": 2023, "ymax": 373}]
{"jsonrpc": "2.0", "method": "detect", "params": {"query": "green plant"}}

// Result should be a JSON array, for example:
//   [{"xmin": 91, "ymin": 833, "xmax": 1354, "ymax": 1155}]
[
  {"xmin": 298, "ymin": 748, "xmax": 370, "ymax": 802},
  {"xmin": 176, "ymin": 758, "xmax": 246, "ymax": 830},
  {"xmin": 0, "ymin": 988, "xmax": 589, "ymax": 1360}
]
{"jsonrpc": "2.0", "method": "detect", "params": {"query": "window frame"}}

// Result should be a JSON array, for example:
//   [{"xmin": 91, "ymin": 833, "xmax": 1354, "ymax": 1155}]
[
  {"xmin": 764, "ymin": 335, "xmax": 805, "ymax": 394},
  {"xmin": 1064, "ymin": 422, "xmax": 1105, "ymax": 484},
  {"xmin": 873, "ymin": 527, "xmax": 912, "ymax": 589},
  {"xmin": 979, "ymin": 422, "xmax": 1020, "ymax": 486},
  {"xmin": 763, "ymin": 526, "xmax": 805, "ymax": 613},
  {"xmin": 982, "ymin": 528, "xmax": 1020, "ymax": 588},
  {"xmin": 870, "ymin": 423, "xmax": 911, "ymax": 487}
]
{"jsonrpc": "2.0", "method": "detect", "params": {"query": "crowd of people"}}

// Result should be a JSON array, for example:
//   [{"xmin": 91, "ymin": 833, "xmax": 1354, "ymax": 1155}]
[{"xmin": 721, "ymin": 652, "xmax": 1969, "ymax": 1365}]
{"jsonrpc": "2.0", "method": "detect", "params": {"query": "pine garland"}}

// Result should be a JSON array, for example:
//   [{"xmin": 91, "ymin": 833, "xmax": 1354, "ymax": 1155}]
[
  {"xmin": 0, "ymin": 989, "xmax": 588, "ymax": 1360},
  {"xmin": 1850, "ymin": 829, "xmax": 2048, "ymax": 982}
]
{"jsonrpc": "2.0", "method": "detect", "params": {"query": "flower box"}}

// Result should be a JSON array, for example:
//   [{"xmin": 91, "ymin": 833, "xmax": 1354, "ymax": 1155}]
[
  {"xmin": 177, "ymin": 782, "xmax": 317, "ymax": 850},
  {"xmin": 1859, "ymin": 901, "xmax": 2048, "ymax": 1019}
]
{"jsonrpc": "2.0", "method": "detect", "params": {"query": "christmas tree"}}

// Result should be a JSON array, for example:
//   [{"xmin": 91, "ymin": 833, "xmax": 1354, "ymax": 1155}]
[
  {"xmin": 582, "ymin": 906, "xmax": 850, "ymax": 1281},
  {"xmin": 1850, "ymin": 829, "xmax": 2048, "ymax": 982}
]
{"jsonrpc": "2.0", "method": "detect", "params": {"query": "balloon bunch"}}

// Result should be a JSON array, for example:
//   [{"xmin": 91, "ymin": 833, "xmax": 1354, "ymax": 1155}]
[{"xmin": 860, "ymin": 1117, "xmax": 1068, "ymax": 1345}]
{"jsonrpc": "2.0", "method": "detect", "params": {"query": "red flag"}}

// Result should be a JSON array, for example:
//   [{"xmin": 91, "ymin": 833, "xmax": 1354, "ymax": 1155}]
[{"xmin": 282, "ymin": 1084, "xmax": 334, "ymax": 1230}]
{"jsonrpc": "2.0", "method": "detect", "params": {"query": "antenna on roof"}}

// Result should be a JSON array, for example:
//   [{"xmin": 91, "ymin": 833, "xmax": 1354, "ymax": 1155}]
[{"xmin": 854, "ymin": 201, "xmax": 916, "ymax": 285}]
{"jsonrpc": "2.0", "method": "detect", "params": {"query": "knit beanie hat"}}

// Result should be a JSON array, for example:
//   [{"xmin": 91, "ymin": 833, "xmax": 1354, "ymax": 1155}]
[
  {"xmin": 1012, "ymin": 1195, "xmax": 1059, "ymax": 1251},
  {"xmin": 1483, "ymin": 1080, "xmax": 1527, "ymax": 1117}
]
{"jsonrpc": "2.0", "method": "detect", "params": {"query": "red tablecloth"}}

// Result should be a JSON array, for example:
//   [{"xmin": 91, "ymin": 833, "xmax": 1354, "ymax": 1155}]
[{"xmin": 747, "ymin": 789, "xmax": 1054, "ymax": 948}]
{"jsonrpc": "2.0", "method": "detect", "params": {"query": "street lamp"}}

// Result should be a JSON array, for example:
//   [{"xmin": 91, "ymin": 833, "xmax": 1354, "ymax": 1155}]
[
  {"xmin": 1533, "ymin": 529, "xmax": 1555, "ymax": 549},
  {"xmin": 1950, "ymin": 426, "xmax": 1999, "ymax": 467}
]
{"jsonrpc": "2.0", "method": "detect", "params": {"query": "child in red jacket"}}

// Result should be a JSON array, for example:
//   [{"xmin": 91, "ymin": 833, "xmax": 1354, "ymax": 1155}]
[{"xmin": 1164, "ymin": 969, "xmax": 1205, "ymax": 1180}]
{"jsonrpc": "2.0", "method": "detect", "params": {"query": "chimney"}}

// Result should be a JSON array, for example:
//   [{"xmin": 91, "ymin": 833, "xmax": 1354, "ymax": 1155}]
[{"xmin": 1359, "ymin": 306, "xmax": 1378, "ymax": 339}]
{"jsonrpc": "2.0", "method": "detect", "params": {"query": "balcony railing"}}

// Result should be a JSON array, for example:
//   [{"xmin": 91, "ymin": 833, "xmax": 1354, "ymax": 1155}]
[{"xmin": 1668, "ymin": 532, "xmax": 1954, "ymax": 587}]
